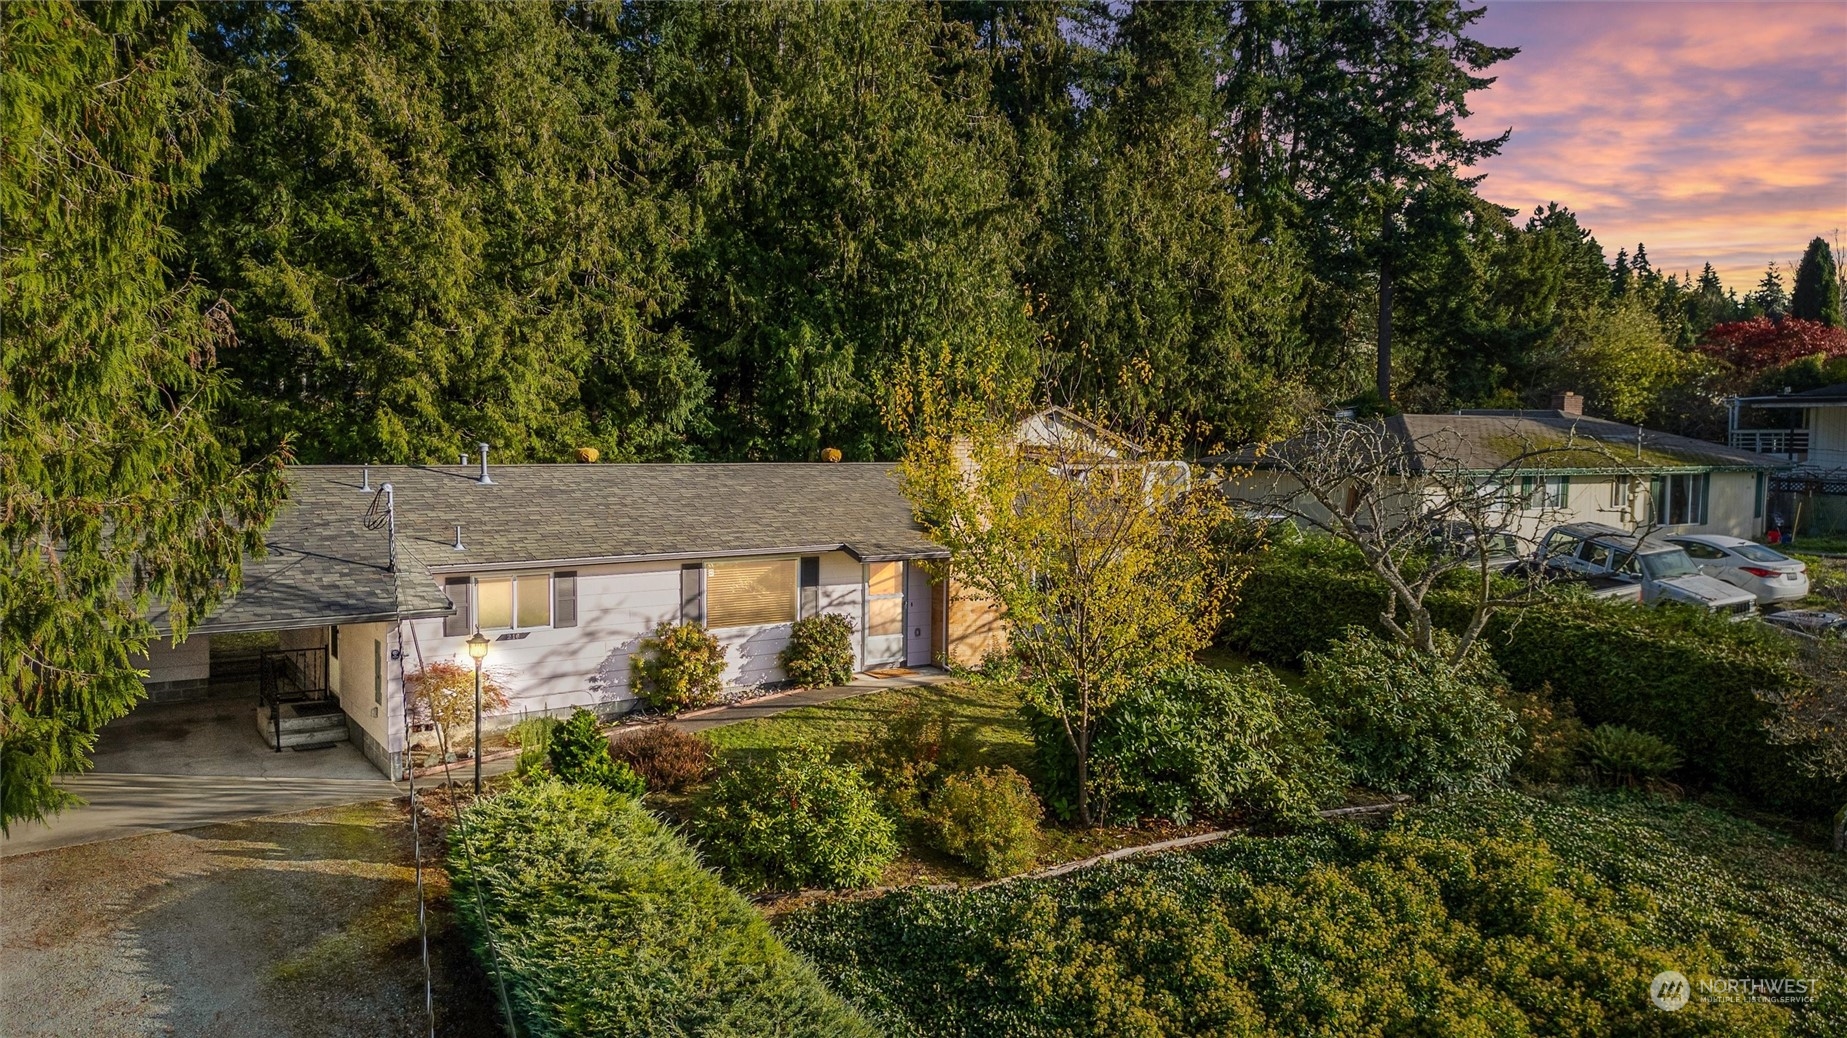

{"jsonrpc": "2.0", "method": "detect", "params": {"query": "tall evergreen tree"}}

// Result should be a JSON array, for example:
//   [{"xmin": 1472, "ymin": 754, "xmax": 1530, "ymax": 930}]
[
  {"xmin": 1750, "ymin": 261, "xmax": 1789, "ymax": 319},
  {"xmin": 645, "ymin": 1, "xmax": 1036, "ymax": 459},
  {"xmin": 1, "ymin": 0, "xmax": 285, "ymax": 830},
  {"xmin": 1287, "ymin": 0, "xmax": 1517, "ymax": 404},
  {"xmin": 1792, "ymin": 236, "xmax": 1844, "ymax": 328},
  {"xmin": 185, "ymin": 1, "xmax": 704, "ymax": 464},
  {"xmin": 1029, "ymin": 0, "xmax": 1307, "ymax": 442}
]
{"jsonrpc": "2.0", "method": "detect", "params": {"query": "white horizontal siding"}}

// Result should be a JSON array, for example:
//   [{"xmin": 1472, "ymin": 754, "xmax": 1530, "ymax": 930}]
[{"xmin": 403, "ymin": 550, "xmax": 870, "ymax": 724}]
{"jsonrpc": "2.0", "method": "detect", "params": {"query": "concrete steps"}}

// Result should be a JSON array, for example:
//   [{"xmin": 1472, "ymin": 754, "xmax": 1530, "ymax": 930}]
[{"xmin": 256, "ymin": 702, "xmax": 350, "ymax": 749}]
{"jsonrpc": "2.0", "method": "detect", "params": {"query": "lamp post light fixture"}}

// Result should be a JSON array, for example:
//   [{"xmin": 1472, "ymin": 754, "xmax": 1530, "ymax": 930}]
[{"xmin": 465, "ymin": 629, "xmax": 491, "ymax": 794}]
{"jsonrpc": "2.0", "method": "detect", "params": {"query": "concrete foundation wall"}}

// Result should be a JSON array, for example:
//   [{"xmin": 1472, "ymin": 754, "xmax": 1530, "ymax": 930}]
[{"xmin": 135, "ymin": 637, "xmax": 212, "ymax": 702}]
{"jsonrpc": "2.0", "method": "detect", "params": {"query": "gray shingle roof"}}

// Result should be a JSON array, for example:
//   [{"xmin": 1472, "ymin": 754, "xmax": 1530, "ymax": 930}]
[
  {"xmin": 1396, "ymin": 411, "xmax": 1790, "ymax": 473},
  {"xmin": 169, "ymin": 462, "xmax": 942, "ymax": 634},
  {"xmin": 1227, "ymin": 410, "xmax": 1790, "ymax": 476}
]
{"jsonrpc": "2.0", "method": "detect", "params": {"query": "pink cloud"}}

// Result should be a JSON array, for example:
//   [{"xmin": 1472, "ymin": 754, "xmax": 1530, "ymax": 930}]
[{"xmin": 1463, "ymin": 0, "xmax": 1847, "ymax": 288}]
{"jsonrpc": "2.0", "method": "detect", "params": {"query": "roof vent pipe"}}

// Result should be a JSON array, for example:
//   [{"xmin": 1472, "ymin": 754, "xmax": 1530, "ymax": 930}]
[
  {"xmin": 459, "ymin": 452, "xmax": 469, "ymax": 466},
  {"xmin": 477, "ymin": 443, "xmax": 493, "ymax": 485},
  {"xmin": 359, "ymin": 463, "xmax": 371, "ymax": 492},
  {"xmin": 453, "ymin": 524, "xmax": 465, "ymax": 551}
]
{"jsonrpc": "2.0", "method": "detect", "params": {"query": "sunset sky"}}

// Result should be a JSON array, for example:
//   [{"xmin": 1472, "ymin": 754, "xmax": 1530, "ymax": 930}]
[{"xmin": 1463, "ymin": 0, "xmax": 1847, "ymax": 292}]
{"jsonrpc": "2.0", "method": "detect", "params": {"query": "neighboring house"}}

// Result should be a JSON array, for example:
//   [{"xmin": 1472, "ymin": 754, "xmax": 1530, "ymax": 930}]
[
  {"xmin": 137, "ymin": 460, "xmax": 1001, "ymax": 779},
  {"xmin": 1225, "ymin": 393, "xmax": 1789, "ymax": 543},
  {"xmin": 1728, "ymin": 383, "xmax": 1847, "ymax": 533}
]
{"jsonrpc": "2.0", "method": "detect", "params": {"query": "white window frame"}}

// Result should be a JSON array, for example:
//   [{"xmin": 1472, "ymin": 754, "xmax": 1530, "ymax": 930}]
[
  {"xmin": 1655, "ymin": 473, "xmax": 1709, "ymax": 527},
  {"xmin": 473, "ymin": 572, "xmax": 554, "ymax": 632}
]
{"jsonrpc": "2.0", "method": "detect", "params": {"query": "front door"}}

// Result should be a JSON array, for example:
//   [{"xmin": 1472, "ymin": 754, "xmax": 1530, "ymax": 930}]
[
  {"xmin": 863, "ymin": 561, "xmax": 906, "ymax": 667},
  {"xmin": 904, "ymin": 564, "xmax": 934, "ymax": 667}
]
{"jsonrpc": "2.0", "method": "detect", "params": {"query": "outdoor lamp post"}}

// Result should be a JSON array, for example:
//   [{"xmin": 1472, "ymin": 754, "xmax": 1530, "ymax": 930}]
[{"xmin": 466, "ymin": 629, "xmax": 491, "ymax": 794}]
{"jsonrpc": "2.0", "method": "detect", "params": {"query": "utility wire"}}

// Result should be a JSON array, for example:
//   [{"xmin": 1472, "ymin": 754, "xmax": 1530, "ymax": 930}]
[
  {"xmin": 407, "ymin": 620, "xmax": 520, "ymax": 1038},
  {"xmin": 394, "ymin": 616, "xmax": 439, "ymax": 1038}
]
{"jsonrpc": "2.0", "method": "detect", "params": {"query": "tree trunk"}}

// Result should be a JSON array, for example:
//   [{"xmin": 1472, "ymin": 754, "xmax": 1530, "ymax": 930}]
[
  {"xmin": 1835, "ymin": 803, "xmax": 1845, "ymax": 853},
  {"xmin": 1376, "ymin": 260, "xmax": 1393, "ymax": 403},
  {"xmin": 1075, "ymin": 752, "xmax": 1091, "ymax": 827}
]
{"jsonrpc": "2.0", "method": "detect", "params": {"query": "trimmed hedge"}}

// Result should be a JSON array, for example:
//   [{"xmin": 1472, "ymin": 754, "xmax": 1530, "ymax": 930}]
[
  {"xmin": 447, "ymin": 780, "xmax": 875, "ymax": 1038},
  {"xmin": 1480, "ymin": 600, "xmax": 1824, "ymax": 809},
  {"xmin": 1224, "ymin": 538, "xmax": 1840, "ymax": 814},
  {"xmin": 778, "ymin": 790, "xmax": 1828, "ymax": 1038},
  {"xmin": 1221, "ymin": 538, "xmax": 1476, "ymax": 663}
]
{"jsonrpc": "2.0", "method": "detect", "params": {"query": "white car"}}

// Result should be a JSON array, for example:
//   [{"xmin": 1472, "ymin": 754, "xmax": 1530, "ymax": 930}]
[{"xmin": 1665, "ymin": 534, "xmax": 1809, "ymax": 605}]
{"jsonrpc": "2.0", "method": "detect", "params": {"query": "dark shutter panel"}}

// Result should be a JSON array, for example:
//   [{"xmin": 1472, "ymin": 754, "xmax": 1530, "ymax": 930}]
[
  {"xmin": 443, "ymin": 577, "xmax": 471, "ymax": 636},
  {"xmin": 681, "ymin": 564, "xmax": 704, "ymax": 625},
  {"xmin": 553, "ymin": 571, "xmax": 578, "ymax": 629},
  {"xmin": 799, "ymin": 556, "xmax": 820, "ymax": 619}
]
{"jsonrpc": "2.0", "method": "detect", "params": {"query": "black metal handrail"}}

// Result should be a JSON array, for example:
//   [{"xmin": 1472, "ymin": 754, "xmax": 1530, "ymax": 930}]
[{"xmin": 257, "ymin": 646, "xmax": 332, "ymax": 752}]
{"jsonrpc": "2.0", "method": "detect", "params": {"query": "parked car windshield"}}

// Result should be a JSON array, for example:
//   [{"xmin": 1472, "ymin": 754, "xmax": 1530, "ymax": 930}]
[
  {"xmin": 1639, "ymin": 549, "xmax": 1699, "ymax": 580},
  {"xmin": 1733, "ymin": 543, "xmax": 1790, "ymax": 564}
]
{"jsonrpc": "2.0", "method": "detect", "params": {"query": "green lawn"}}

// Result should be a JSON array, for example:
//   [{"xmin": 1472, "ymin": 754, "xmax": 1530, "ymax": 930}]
[{"xmin": 704, "ymin": 680, "xmax": 1035, "ymax": 775}]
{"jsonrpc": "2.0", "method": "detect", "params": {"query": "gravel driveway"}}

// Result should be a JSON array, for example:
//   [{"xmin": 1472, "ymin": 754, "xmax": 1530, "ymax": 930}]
[{"xmin": 0, "ymin": 798, "xmax": 500, "ymax": 1037}]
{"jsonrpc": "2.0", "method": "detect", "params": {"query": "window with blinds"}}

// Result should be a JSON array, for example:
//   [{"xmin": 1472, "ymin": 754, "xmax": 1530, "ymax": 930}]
[
  {"xmin": 706, "ymin": 560, "xmax": 797, "ymax": 629},
  {"xmin": 476, "ymin": 574, "xmax": 552, "ymax": 631}
]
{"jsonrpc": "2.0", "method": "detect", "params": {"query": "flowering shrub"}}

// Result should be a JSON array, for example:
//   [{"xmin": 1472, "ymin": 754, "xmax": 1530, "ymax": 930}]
[
  {"xmin": 779, "ymin": 792, "xmax": 1824, "ymax": 1038},
  {"xmin": 631, "ymin": 621, "xmax": 727, "ymax": 713}
]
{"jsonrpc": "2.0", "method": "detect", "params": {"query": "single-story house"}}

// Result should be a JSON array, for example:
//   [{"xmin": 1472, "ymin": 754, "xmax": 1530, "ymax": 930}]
[
  {"xmin": 138, "ymin": 459, "xmax": 1004, "ymax": 779},
  {"xmin": 1223, "ymin": 393, "xmax": 1791, "ymax": 544}
]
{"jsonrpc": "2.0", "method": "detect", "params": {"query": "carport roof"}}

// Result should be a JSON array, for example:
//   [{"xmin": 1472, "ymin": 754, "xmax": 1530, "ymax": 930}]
[{"xmin": 163, "ymin": 462, "xmax": 945, "ymax": 635}]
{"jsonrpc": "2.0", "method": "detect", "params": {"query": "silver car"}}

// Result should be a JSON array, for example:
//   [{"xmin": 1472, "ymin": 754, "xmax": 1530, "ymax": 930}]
[
  {"xmin": 1665, "ymin": 534, "xmax": 1809, "ymax": 605},
  {"xmin": 1537, "ymin": 523, "xmax": 1758, "ymax": 618}
]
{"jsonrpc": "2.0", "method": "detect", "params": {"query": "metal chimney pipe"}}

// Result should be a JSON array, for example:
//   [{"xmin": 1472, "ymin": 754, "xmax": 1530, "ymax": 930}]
[
  {"xmin": 477, "ymin": 443, "xmax": 493, "ymax": 485},
  {"xmin": 453, "ymin": 524, "xmax": 465, "ymax": 551},
  {"xmin": 359, "ymin": 463, "xmax": 371, "ymax": 492}
]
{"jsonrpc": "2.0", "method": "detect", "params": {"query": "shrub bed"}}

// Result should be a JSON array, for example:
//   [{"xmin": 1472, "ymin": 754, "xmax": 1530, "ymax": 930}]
[
  {"xmin": 780, "ymin": 613, "xmax": 857, "ymax": 688},
  {"xmin": 631, "ymin": 621, "xmax": 727, "ymax": 713},
  {"xmin": 1304, "ymin": 630, "xmax": 1520, "ymax": 795},
  {"xmin": 693, "ymin": 744, "xmax": 898, "ymax": 891},
  {"xmin": 1479, "ymin": 599, "xmax": 1841, "ymax": 811},
  {"xmin": 1027, "ymin": 663, "xmax": 1344, "ymax": 824},
  {"xmin": 778, "ymin": 790, "xmax": 1843, "ymax": 1038},
  {"xmin": 609, "ymin": 724, "xmax": 716, "ymax": 793},
  {"xmin": 447, "ymin": 780, "xmax": 875, "ymax": 1038},
  {"xmin": 1223, "ymin": 537, "xmax": 1841, "ymax": 814}
]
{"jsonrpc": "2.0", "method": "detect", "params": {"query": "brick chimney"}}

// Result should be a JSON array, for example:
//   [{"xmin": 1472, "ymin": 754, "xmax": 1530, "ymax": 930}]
[{"xmin": 1551, "ymin": 390, "xmax": 1584, "ymax": 416}]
